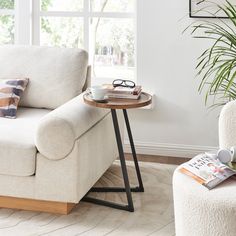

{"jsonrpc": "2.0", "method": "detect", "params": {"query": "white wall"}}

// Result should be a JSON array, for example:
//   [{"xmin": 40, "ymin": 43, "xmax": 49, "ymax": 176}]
[{"xmin": 124, "ymin": 0, "xmax": 219, "ymax": 158}]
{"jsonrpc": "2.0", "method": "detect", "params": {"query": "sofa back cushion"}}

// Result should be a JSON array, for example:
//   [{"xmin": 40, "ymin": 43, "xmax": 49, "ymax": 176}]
[{"xmin": 0, "ymin": 46, "xmax": 88, "ymax": 109}]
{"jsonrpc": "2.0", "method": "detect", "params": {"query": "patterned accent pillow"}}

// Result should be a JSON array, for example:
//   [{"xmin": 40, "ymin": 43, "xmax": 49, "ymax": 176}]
[{"xmin": 0, "ymin": 78, "xmax": 29, "ymax": 118}]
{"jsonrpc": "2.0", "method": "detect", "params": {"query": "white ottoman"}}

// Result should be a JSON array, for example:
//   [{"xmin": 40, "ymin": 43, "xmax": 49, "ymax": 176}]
[{"xmin": 173, "ymin": 168, "xmax": 236, "ymax": 236}]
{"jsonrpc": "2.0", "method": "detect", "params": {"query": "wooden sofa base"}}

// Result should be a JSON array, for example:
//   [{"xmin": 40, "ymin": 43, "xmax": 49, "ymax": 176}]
[{"xmin": 0, "ymin": 196, "xmax": 76, "ymax": 214}]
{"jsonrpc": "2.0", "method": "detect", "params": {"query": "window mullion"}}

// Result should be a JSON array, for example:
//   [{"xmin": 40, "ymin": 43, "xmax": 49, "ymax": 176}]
[
  {"xmin": 0, "ymin": 9, "xmax": 14, "ymax": 15},
  {"xmin": 90, "ymin": 12, "xmax": 135, "ymax": 18},
  {"xmin": 39, "ymin": 11, "xmax": 85, "ymax": 17},
  {"xmin": 83, "ymin": 0, "xmax": 89, "ymax": 52},
  {"xmin": 15, "ymin": 0, "xmax": 32, "ymax": 45},
  {"xmin": 32, "ymin": 0, "xmax": 40, "ymax": 45}
]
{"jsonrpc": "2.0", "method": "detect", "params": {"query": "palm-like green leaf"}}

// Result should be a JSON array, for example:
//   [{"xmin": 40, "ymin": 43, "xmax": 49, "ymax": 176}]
[{"xmin": 190, "ymin": 0, "xmax": 236, "ymax": 107}]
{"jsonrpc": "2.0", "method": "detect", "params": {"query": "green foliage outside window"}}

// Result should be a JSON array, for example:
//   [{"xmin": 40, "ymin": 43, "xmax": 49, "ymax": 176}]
[
  {"xmin": 0, "ymin": 0, "xmax": 14, "ymax": 44},
  {"xmin": 0, "ymin": 0, "xmax": 14, "ymax": 9},
  {"xmin": 41, "ymin": 0, "xmax": 52, "ymax": 11}
]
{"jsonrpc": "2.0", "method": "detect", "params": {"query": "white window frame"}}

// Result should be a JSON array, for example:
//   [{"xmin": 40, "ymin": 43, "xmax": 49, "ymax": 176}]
[
  {"xmin": 15, "ymin": 0, "xmax": 31, "ymax": 44},
  {"xmin": 0, "ymin": 8, "xmax": 14, "ymax": 16},
  {"xmin": 0, "ymin": 0, "xmax": 137, "ymax": 81}
]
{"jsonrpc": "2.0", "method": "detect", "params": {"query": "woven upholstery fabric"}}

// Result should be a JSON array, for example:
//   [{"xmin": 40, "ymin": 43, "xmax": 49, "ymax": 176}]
[
  {"xmin": 0, "ymin": 78, "xmax": 29, "ymax": 118},
  {"xmin": 0, "ymin": 46, "xmax": 88, "ymax": 109}
]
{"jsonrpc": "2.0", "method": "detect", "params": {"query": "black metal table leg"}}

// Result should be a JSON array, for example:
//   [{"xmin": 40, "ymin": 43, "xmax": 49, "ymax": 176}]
[
  {"xmin": 123, "ymin": 109, "xmax": 144, "ymax": 192},
  {"xmin": 82, "ymin": 109, "xmax": 144, "ymax": 212},
  {"xmin": 111, "ymin": 109, "xmax": 134, "ymax": 211}
]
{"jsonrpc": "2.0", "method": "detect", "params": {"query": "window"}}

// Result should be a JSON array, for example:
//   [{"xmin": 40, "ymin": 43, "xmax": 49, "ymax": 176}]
[
  {"xmin": 0, "ymin": 0, "xmax": 136, "ymax": 84},
  {"xmin": 0, "ymin": 0, "xmax": 14, "ymax": 44}
]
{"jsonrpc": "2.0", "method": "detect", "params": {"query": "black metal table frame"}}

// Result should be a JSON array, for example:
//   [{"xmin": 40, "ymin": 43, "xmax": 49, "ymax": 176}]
[{"xmin": 82, "ymin": 109, "xmax": 144, "ymax": 212}]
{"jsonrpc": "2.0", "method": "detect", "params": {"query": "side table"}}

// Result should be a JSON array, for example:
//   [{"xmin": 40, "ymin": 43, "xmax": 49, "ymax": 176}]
[{"xmin": 83, "ymin": 92, "xmax": 152, "ymax": 212}]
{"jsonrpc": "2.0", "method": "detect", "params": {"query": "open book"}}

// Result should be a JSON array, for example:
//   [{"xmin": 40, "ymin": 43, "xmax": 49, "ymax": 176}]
[{"xmin": 179, "ymin": 153, "xmax": 236, "ymax": 189}]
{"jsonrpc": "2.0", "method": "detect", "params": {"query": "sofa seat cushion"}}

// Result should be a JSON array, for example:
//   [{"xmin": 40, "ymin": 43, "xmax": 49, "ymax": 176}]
[{"xmin": 0, "ymin": 107, "xmax": 51, "ymax": 177}]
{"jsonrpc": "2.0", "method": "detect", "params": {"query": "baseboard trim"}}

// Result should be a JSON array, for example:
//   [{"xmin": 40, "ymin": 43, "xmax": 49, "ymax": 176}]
[{"xmin": 124, "ymin": 140, "xmax": 217, "ymax": 158}]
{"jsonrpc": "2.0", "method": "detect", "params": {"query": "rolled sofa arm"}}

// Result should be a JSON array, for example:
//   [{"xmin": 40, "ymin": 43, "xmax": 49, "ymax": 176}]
[
  {"xmin": 219, "ymin": 100, "xmax": 236, "ymax": 148},
  {"xmin": 35, "ymin": 92, "xmax": 109, "ymax": 160}
]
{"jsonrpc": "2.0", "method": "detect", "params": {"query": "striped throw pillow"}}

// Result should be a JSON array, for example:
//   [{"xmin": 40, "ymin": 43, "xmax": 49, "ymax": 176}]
[{"xmin": 0, "ymin": 78, "xmax": 29, "ymax": 118}]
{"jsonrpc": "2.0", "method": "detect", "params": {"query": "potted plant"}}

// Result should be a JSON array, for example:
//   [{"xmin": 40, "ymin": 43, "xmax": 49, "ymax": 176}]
[{"xmin": 188, "ymin": 0, "xmax": 236, "ymax": 108}]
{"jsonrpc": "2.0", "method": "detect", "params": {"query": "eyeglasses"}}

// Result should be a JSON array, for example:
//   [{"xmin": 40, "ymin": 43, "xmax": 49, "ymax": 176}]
[{"xmin": 112, "ymin": 79, "xmax": 136, "ymax": 88}]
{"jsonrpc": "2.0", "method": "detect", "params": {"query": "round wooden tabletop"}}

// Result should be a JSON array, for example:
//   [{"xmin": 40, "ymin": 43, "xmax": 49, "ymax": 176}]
[{"xmin": 83, "ymin": 92, "xmax": 152, "ymax": 109}]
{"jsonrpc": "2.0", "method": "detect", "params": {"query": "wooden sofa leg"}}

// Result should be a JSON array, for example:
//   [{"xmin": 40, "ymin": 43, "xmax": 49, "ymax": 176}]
[{"xmin": 0, "ymin": 196, "xmax": 76, "ymax": 214}]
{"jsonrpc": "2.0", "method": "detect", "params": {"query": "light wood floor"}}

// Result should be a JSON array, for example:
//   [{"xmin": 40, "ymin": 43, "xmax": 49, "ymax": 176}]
[
  {"xmin": 125, "ymin": 153, "xmax": 189, "ymax": 165},
  {"xmin": 0, "ymin": 160, "xmax": 177, "ymax": 236}
]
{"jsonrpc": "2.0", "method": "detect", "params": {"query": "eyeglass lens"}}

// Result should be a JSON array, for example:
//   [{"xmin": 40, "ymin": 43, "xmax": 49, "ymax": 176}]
[{"xmin": 125, "ymin": 81, "xmax": 135, "ymax": 87}]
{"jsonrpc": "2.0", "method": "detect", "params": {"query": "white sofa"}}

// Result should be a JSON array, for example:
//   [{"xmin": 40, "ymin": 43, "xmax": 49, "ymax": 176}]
[{"xmin": 0, "ymin": 45, "xmax": 117, "ymax": 214}]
